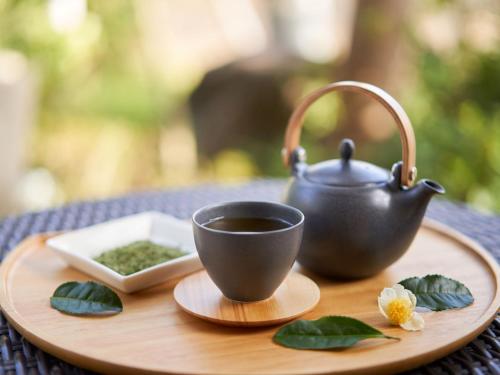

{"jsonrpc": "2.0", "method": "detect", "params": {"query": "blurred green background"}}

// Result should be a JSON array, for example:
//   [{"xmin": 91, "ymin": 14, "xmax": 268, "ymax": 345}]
[{"xmin": 0, "ymin": 0, "xmax": 499, "ymax": 215}]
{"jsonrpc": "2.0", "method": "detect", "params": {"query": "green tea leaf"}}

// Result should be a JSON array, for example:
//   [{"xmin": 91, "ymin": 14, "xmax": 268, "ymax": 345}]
[
  {"xmin": 273, "ymin": 316, "xmax": 398, "ymax": 350},
  {"xmin": 399, "ymin": 274, "xmax": 473, "ymax": 311},
  {"xmin": 50, "ymin": 281, "xmax": 123, "ymax": 316},
  {"xmin": 93, "ymin": 240, "xmax": 186, "ymax": 276}
]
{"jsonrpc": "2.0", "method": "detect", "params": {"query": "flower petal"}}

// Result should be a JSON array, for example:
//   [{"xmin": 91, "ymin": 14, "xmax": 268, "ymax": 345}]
[
  {"xmin": 378, "ymin": 297, "xmax": 388, "ymax": 318},
  {"xmin": 407, "ymin": 289, "xmax": 417, "ymax": 309},
  {"xmin": 392, "ymin": 284, "xmax": 406, "ymax": 297},
  {"xmin": 394, "ymin": 283, "xmax": 414, "ymax": 304},
  {"xmin": 380, "ymin": 287, "xmax": 397, "ymax": 301},
  {"xmin": 400, "ymin": 312, "xmax": 425, "ymax": 331},
  {"xmin": 378, "ymin": 287, "xmax": 397, "ymax": 315}
]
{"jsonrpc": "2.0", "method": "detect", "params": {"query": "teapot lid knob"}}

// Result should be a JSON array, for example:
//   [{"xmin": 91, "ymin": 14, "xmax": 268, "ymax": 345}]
[{"xmin": 339, "ymin": 138, "xmax": 355, "ymax": 162}]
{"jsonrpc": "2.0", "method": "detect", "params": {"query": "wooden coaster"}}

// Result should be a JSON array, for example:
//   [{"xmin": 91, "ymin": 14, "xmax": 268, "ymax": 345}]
[{"xmin": 173, "ymin": 271, "xmax": 320, "ymax": 327}]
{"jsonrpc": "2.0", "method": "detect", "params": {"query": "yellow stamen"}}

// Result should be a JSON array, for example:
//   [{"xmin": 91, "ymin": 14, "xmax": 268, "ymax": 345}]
[{"xmin": 386, "ymin": 298, "xmax": 412, "ymax": 325}]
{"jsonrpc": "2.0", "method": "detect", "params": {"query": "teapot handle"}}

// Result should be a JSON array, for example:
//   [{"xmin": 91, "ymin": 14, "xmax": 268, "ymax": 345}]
[{"xmin": 282, "ymin": 81, "xmax": 417, "ymax": 187}]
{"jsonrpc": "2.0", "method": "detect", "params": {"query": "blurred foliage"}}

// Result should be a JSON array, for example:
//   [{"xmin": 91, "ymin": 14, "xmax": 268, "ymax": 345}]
[
  {"xmin": 406, "ymin": 45, "xmax": 500, "ymax": 212},
  {"xmin": 0, "ymin": 0, "xmax": 174, "ymax": 127},
  {"xmin": 0, "ymin": 0, "xmax": 191, "ymax": 203},
  {"xmin": 296, "ymin": 2, "xmax": 500, "ymax": 213},
  {"xmin": 0, "ymin": 0, "xmax": 499, "ymax": 212},
  {"xmin": 349, "ymin": 44, "xmax": 500, "ymax": 213}
]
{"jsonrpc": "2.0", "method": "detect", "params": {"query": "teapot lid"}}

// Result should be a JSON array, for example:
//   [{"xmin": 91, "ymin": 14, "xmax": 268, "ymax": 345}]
[{"xmin": 303, "ymin": 139, "xmax": 389, "ymax": 187}]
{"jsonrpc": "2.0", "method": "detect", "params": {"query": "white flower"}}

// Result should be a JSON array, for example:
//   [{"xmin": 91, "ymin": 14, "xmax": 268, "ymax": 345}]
[{"xmin": 378, "ymin": 284, "xmax": 424, "ymax": 331}]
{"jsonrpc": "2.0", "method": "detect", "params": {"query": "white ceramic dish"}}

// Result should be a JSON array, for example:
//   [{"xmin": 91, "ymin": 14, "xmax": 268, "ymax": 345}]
[{"xmin": 47, "ymin": 212, "xmax": 202, "ymax": 293}]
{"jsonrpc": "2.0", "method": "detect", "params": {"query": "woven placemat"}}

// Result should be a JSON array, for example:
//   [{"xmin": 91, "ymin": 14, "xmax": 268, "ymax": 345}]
[{"xmin": 0, "ymin": 179, "xmax": 498, "ymax": 375}]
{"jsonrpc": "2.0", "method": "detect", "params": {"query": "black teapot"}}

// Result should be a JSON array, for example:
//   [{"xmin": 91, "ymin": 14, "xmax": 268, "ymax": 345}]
[{"xmin": 283, "ymin": 81, "xmax": 445, "ymax": 279}]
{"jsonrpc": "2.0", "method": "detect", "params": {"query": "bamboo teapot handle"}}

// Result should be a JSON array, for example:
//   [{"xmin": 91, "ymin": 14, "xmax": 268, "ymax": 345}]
[{"xmin": 282, "ymin": 81, "xmax": 417, "ymax": 187}]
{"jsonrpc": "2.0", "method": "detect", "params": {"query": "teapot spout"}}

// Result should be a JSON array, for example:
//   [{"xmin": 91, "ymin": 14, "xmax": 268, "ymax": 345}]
[{"xmin": 409, "ymin": 179, "xmax": 446, "ymax": 206}]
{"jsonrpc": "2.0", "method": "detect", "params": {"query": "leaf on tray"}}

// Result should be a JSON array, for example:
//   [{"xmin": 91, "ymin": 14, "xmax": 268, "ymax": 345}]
[
  {"xmin": 399, "ymin": 274, "xmax": 473, "ymax": 311},
  {"xmin": 273, "ymin": 316, "xmax": 398, "ymax": 350},
  {"xmin": 50, "ymin": 281, "xmax": 123, "ymax": 316}
]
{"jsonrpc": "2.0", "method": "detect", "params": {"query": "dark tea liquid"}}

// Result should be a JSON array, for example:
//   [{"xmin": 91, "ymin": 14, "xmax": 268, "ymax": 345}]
[{"xmin": 203, "ymin": 217, "xmax": 292, "ymax": 232}]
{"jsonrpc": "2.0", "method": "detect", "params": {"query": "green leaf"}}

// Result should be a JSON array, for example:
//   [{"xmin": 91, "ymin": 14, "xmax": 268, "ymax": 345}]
[
  {"xmin": 50, "ymin": 281, "xmax": 123, "ymax": 316},
  {"xmin": 399, "ymin": 274, "xmax": 473, "ymax": 311},
  {"xmin": 273, "ymin": 316, "xmax": 398, "ymax": 350}
]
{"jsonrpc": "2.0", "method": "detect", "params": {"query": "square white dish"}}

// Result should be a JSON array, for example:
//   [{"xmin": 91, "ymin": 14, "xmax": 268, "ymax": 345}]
[{"xmin": 47, "ymin": 211, "xmax": 202, "ymax": 293}]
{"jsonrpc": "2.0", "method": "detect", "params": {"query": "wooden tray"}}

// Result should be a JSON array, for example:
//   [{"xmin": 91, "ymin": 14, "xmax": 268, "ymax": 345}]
[{"xmin": 0, "ymin": 219, "xmax": 498, "ymax": 375}]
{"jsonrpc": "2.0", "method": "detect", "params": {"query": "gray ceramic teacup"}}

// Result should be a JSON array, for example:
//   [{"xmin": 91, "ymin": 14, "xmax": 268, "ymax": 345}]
[{"xmin": 192, "ymin": 201, "xmax": 304, "ymax": 302}]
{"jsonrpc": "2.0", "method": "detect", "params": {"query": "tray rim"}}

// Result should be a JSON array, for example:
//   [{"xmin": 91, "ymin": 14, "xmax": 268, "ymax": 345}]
[{"xmin": 0, "ymin": 218, "xmax": 499, "ymax": 375}]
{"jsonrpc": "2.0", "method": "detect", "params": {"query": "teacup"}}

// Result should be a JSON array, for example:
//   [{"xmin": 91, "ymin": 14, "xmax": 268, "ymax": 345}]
[{"xmin": 192, "ymin": 201, "xmax": 304, "ymax": 302}]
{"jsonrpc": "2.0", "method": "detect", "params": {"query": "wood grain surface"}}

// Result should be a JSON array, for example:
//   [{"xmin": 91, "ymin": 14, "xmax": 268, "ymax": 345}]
[
  {"xmin": 0, "ymin": 219, "xmax": 498, "ymax": 375},
  {"xmin": 174, "ymin": 271, "xmax": 320, "ymax": 326}
]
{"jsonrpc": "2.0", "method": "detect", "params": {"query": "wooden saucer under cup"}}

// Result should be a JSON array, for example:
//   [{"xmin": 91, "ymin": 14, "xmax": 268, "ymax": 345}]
[{"xmin": 173, "ymin": 271, "xmax": 320, "ymax": 327}]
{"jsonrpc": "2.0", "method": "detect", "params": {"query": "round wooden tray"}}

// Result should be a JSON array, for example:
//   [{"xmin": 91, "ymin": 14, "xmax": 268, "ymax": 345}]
[{"xmin": 0, "ymin": 219, "xmax": 498, "ymax": 375}]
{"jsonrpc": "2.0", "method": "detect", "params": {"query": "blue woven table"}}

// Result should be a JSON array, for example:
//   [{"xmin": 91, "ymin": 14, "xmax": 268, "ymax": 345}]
[{"xmin": 0, "ymin": 179, "xmax": 498, "ymax": 375}]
